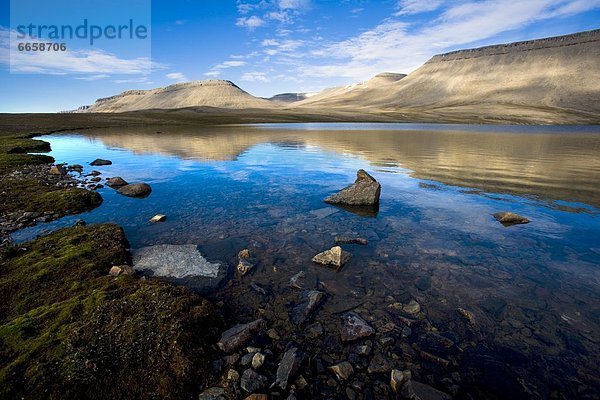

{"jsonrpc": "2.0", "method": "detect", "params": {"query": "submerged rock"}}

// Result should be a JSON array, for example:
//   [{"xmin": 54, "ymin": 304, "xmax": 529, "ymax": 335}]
[
  {"xmin": 237, "ymin": 249, "xmax": 255, "ymax": 276},
  {"xmin": 334, "ymin": 236, "xmax": 368, "ymax": 245},
  {"xmin": 90, "ymin": 158, "xmax": 112, "ymax": 166},
  {"xmin": 340, "ymin": 312, "xmax": 375, "ymax": 342},
  {"xmin": 290, "ymin": 290, "xmax": 326, "ymax": 325},
  {"xmin": 401, "ymin": 380, "xmax": 452, "ymax": 400},
  {"xmin": 324, "ymin": 169, "xmax": 381, "ymax": 206},
  {"xmin": 493, "ymin": 211, "xmax": 530, "ymax": 226},
  {"xmin": 117, "ymin": 183, "xmax": 152, "ymax": 198},
  {"xmin": 149, "ymin": 214, "xmax": 167, "ymax": 223},
  {"xmin": 106, "ymin": 177, "xmax": 128, "ymax": 187},
  {"xmin": 217, "ymin": 319, "xmax": 267, "ymax": 354},
  {"xmin": 289, "ymin": 271, "xmax": 306, "ymax": 289},
  {"xmin": 133, "ymin": 244, "xmax": 221, "ymax": 279},
  {"xmin": 275, "ymin": 346, "xmax": 304, "ymax": 390},
  {"xmin": 312, "ymin": 246, "xmax": 351, "ymax": 269}
]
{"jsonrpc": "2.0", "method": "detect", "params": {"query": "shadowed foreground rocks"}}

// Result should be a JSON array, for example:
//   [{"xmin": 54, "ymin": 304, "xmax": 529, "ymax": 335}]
[{"xmin": 0, "ymin": 224, "xmax": 222, "ymax": 400}]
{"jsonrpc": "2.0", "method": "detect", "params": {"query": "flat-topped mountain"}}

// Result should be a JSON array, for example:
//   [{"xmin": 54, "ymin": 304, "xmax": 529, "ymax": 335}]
[
  {"xmin": 87, "ymin": 80, "xmax": 276, "ymax": 112},
  {"xmin": 81, "ymin": 30, "xmax": 600, "ymax": 123},
  {"xmin": 298, "ymin": 30, "xmax": 600, "ymax": 123}
]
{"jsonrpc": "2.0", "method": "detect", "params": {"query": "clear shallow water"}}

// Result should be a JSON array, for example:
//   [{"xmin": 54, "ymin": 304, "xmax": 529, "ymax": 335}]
[{"xmin": 13, "ymin": 123, "xmax": 600, "ymax": 397}]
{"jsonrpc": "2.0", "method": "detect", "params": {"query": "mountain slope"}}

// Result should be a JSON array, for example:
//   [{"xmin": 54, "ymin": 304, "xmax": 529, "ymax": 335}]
[
  {"xmin": 297, "ymin": 30, "xmax": 600, "ymax": 121},
  {"xmin": 87, "ymin": 80, "xmax": 276, "ymax": 112}
]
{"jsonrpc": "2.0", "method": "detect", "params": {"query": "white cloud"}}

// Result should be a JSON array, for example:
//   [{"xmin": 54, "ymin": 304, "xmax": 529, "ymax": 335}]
[
  {"xmin": 204, "ymin": 60, "xmax": 247, "ymax": 77},
  {"xmin": 236, "ymin": 15, "xmax": 266, "ymax": 29},
  {"xmin": 74, "ymin": 74, "xmax": 109, "ymax": 81},
  {"xmin": 241, "ymin": 71, "xmax": 270, "ymax": 82},
  {"xmin": 300, "ymin": 0, "xmax": 600, "ymax": 80},
  {"xmin": 278, "ymin": 0, "xmax": 310, "ymax": 10},
  {"xmin": 395, "ymin": 0, "xmax": 445, "ymax": 15},
  {"xmin": 166, "ymin": 72, "xmax": 188, "ymax": 82}
]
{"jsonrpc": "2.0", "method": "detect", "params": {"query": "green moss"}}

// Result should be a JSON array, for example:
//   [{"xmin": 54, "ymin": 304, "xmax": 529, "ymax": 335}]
[
  {"xmin": 0, "ymin": 224, "xmax": 221, "ymax": 399},
  {"xmin": 0, "ymin": 132, "xmax": 54, "ymax": 172},
  {"xmin": 0, "ymin": 178, "xmax": 102, "ymax": 216}
]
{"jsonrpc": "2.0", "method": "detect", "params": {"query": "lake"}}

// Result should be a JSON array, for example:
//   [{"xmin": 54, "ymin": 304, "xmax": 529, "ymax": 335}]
[{"xmin": 14, "ymin": 123, "xmax": 600, "ymax": 398}]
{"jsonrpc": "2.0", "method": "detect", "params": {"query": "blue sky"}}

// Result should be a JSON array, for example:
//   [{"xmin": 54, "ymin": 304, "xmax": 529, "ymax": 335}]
[{"xmin": 1, "ymin": 0, "xmax": 599, "ymax": 112}]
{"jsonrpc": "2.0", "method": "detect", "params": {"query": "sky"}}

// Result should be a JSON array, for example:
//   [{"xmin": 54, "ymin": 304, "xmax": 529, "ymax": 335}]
[{"xmin": 0, "ymin": 0, "xmax": 599, "ymax": 113}]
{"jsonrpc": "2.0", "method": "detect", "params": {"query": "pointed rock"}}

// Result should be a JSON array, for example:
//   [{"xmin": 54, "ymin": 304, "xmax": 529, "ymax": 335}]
[
  {"xmin": 325, "ymin": 169, "xmax": 381, "ymax": 206},
  {"xmin": 312, "ymin": 246, "xmax": 351, "ymax": 268},
  {"xmin": 493, "ymin": 212, "xmax": 530, "ymax": 226},
  {"xmin": 290, "ymin": 290, "xmax": 326, "ymax": 325},
  {"xmin": 341, "ymin": 312, "xmax": 375, "ymax": 342},
  {"xmin": 275, "ymin": 346, "xmax": 304, "ymax": 390},
  {"xmin": 217, "ymin": 319, "xmax": 266, "ymax": 354}
]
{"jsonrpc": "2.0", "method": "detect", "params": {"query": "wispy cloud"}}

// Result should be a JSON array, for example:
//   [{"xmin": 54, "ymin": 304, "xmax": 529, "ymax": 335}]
[
  {"xmin": 241, "ymin": 71, "xmax": 270, "ymax": 82},
  {"xmin": 395, "ymin": 0, "xmax": 445, "ymax": 15},
  {"xmin": 166, "ymin": 72, "xmax": 187, "ymax": 82},
  {"xmin": 204, "ymin": 60, "xmax": 247, "ymax": 77},
  {"xmin": 300, "ymin": 0, "xmax": 600, "ymax": 80},
  {"xmin": 236, "ymin": 15, "xmax": 266, "ymax": 29},
  {"xmin": 235, "ymin": 0, "xmax": 311, "ymax": 30}
]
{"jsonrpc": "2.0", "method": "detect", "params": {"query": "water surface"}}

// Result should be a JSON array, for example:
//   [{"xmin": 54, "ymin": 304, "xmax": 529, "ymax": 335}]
[{"xmin": 14, "ymin": 123, "xmax": 600, "ymax": 398}]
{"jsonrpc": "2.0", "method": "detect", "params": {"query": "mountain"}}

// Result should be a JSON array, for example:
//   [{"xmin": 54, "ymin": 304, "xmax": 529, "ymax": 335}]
[
  {"xmin": 297, "ymin": 30, "xmax": 600, "ymax": 122},
  {"xmin": 296, "ymin": 72, "xmax": 406, "ymax": 107},
  {"xmin": 87, "ymin": 80, "xmax": 276, "ymax": 112},
  {"xmin": 268, "ymin": 93, "xmax": 314, "ymax": 104}
]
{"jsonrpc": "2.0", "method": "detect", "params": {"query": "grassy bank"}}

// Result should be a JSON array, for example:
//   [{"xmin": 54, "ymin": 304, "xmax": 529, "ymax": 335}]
[{"xmin": 0, "ymin": 224, "xmax": 221, "ymax": 399}]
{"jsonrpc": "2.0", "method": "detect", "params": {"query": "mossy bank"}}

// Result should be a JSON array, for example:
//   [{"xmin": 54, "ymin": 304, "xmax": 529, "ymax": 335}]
[{"xmin": 0, "ymin": 224, "xmax": 221, "ymax": 399}]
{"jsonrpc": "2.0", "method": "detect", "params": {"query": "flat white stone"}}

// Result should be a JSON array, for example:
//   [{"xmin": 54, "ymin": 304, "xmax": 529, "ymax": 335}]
[{"xmin": 133, "ymin": 244, "xmax": 220, "ymax": 279}]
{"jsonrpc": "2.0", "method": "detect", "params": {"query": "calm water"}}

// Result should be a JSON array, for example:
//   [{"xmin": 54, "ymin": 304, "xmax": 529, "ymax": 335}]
[{"xmin": 14, "ymin": 123, "xmax": 600, "ymax": 398}]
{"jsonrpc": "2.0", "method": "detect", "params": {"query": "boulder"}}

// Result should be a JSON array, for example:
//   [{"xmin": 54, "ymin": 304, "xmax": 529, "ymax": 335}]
[
  {"xmin": 217, "ymin": 319, "xmax": 266, "ymax": 354},
  {"xmin": 329, "ymin": 361, "xmax": 354, "ymax": 381},
  {"xmin": 335, "ymin": 236, "xmax": 368, "ymax": 245},
  {"xmin": 275, "ymin": 346, "xmax": 304, "ymax": 390},
  {"xmin": 493, "ymin": 212, "xmax": 530, "ymax": 226},
  {"xmin": 251, "ymin": 352, "xmax": 265, "ymax": 369},
  {"xmin": 106, "ymin": 177, "xmax": 128, "ymax": 187},
  {"xmin": 401, "ymin": 380, "xmax": 452, "ymax": 400},
  {"xmin": 391, "ymin": 369, "xmax": 412, "ymax": 392},
  {"xmin": 117, "ymin": 183, "xmax": 152, "ymax": 198},
  {"xmin": 340, "ymin": 312, "xmax": 375, "ymax": 342},
  {"xmin": 290, "ymin": 290, "xmax": 326, "ymax": 325},
  {"xmin": 240, "ymin": 369, "xmax": 268, "ymax": 393},
  {"xmin": 90, "ymin": 158, "xmax": 112, "ymax": 166},
  {"xmin": 198, "ymin": 387, "xmax": 227, "ymax": 400},
  {"xmin": 312, "ymin": 246, "xmax": 351, "ymax": 268},
  {"xmin": 325, "ymin": 169, "xmax": 381, "ymax": 206},
  {"xmin": 49, "ymin": 165, "xmax": 67, "ymax": 176}
]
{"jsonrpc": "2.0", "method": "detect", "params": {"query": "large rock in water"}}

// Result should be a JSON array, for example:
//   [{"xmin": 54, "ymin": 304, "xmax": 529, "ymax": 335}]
[
  {"xmin": 117, "ymin": 183, "xmax": 152, "ymax": 198},
  {"xmin": 106, "ymin": 176, "xmax": 128, "ymax": 188},
  {"xmin": 90, "ymin": 158, "xmax": 112, "ymax": 166},
  {"xmin": 493, "ymin": 212, "xmax": 530, "ymax": 226},
  {"xmin": 325, "ymin": 169, "xmax": 381, "ymax": 206}
]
